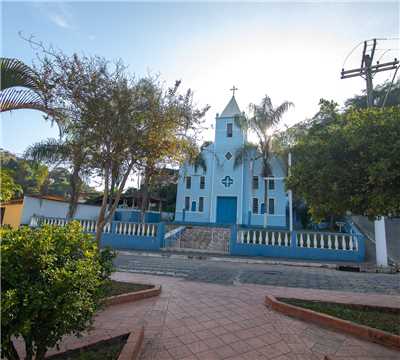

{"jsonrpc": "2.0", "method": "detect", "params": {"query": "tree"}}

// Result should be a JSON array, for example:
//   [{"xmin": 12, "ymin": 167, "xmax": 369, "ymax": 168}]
[
  {"xmin": 0, "ymin": 170, "xmax": 22, "ymax": 202},
  {"xmin": 1, "ymin": 222, "xmax": 114, "ymax": 360},
  {"xmin": 345, "ymin": 79, "xmax": 400, "ymax": 109},
  {"xmin": 134, "ymin": 77, "xmax": 209, "ymax": 221},
  {"xmin": 24, "ymin": 138, "xmax": 91, "ymax": 219},
  {"xmin": 0, "ymin": 57, "xmax": 46, "ymax": 113},
  {"xmin": 234, "ymin": 95, "xmax": 293, "ymax": 225},
  {"xmin": 287, "ymin": 106, "xmax": 400, "ymax": 221}
]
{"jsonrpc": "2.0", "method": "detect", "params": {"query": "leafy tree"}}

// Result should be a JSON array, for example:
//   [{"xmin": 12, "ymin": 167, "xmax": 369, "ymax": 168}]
[
  {"xmin": 345, "ymin": 79, "xmax": 400, "ymax": 109},
  {"xmin": 0, "ymin": 170, "xmax": 22, "ymax": 202},
  {"xmin": 234, "ymin": 95, "xmax": 293, "ymax": 224},
  {"xmin": 134, "ymin": 77, "xmax": 209, "ymax": 221},
  {"xmin": 287, "ymin": 106, "xmax": 400, "ymax": 221},
  {"xmin": 1, "ymin": 222, "xmax": 115, "ymax": 360}
]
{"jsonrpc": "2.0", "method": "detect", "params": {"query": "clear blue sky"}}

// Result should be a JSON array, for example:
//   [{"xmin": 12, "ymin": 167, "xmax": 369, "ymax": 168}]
[{"xmin": 1, "ymin": 1, "xmax": 399, "ymax": 156}]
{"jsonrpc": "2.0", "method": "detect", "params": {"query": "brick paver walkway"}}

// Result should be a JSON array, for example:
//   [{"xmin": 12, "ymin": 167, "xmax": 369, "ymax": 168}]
[{"xmin": 113, "ymin": 272, "xmax": 400, "ymax": 360}]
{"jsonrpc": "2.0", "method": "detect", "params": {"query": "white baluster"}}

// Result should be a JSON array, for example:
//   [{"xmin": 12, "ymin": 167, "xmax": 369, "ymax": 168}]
[
  {"xmin": 278, "ymin": 232, "xmax": 282, "ymax": 246},
  {"xmin": 313, "ymin": 233, "xmax": 317, "ymax": 248},
  {"xmin": 141, "ymin": 224, "xmax": 144, "ymax": 236},
  {"xmin": 152, "ymin": 225, "xmax": 156, "ymax": 236},
  {"xmin": 271, "ymin": 232, "xmax": 276, "ymax": 246},
  {"xmin": 299, "ymin": 233, "xmax": 304, "ymax": 247},
  {"xmin": 320, "ymin": 234, "xmax": 325, "ymax": 249},
  {"xmin": 284, "ymin": 232, "xmax": 288, "ymax": 246},
  {"xmin": 354, "ymin": 236, "xmax": 358, "ymax": 251},
  {"xmin": 328, "ymin": 235, "xmax": 332, "ymax": 249},
  {"xmin": 349, "ymin": 236, "xmax": 354, "ymax": 251},
  {"xmin": 341, "ymin": 236, "xmax": 346, "ymax": 250},
  {"xmin": 334, "ymin": 235, "xmax": 339, "ymax": 250},
  {"xmin": 306, "ymin": 233, "xmax": 311, "ymax": 248},
  {"xmin": 256, "ymin": 231, "xmax": 261, "ymax": 244},
  {"xmin": 240, "ymin": 231, "xmax": 244, "ymax": 243},
  {"xmin": 146, "ymin": 225, "xmax": 150, "ymax": 236}
]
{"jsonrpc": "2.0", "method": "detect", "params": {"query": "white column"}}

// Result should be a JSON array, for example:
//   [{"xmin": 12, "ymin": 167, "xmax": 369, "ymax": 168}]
[
  {"xmin": 374, "ymin": 216, "xmax": 388, "ymax": 267},
  {"xmin": 288, "ymin": 152, "xmax": 293, "ymax": 232}
]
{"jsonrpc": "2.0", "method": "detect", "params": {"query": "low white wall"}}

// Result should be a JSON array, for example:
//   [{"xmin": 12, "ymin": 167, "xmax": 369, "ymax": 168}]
[{"xmin": 20, "ymin": 196, "xmax": 101, "ymax": 225}]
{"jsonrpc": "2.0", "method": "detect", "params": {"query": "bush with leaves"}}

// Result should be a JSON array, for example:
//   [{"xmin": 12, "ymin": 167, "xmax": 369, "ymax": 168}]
[{"xmin": 1, "ymin": 222, "xmax": 115, "ymax": 360}]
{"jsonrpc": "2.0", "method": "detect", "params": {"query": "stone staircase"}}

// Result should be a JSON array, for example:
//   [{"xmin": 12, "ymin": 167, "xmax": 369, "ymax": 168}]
[{"xmin": 174, "ymin": 226, "xmax": 230, "ymax": 253}]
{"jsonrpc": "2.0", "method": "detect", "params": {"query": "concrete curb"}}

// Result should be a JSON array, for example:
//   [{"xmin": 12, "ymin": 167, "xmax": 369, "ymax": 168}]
[
  {"xmin": 117, "ymin": 326, "xmax": 145, "ymax": 360},
  {"xmin": 265, "ymin": 295, "xmax": 400, "ymax": 350},
  {"xmin": 105, "ymin": 285, "xmax": 162, "ymax": 306}
]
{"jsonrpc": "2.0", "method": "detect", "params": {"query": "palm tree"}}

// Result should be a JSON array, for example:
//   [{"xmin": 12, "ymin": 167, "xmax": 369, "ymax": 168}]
[
  {"xmin": 24, "ymin": 138, "xmax": 90, "ymax": 220},
  {"xmin": 0, "ymin": 57, "xmax": 47, "ymax": 112},
  {"xmin": 234, "ymin": 95, "xmax": 293, "ymax": 226}
]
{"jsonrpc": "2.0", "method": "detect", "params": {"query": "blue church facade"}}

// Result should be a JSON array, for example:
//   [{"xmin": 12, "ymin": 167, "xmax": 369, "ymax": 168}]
[{"xmin": 175, "ymin": 95, "xmax": 288, "ymax": 228}]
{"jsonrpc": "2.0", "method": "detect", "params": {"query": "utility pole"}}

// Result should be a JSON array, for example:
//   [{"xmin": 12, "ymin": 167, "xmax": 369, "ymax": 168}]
[
  {"xmin": 341, "ymin": 38, "xmax": 398, "ymax": 107},
  {"xmin": 341, "ymin": 39, "xmax": 399, "ymax": 267}
]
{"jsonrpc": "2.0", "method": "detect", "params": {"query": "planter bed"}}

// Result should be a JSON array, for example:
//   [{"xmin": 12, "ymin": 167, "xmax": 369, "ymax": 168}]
[
  {"xmin": 104, "ymin": 281, "xmax": 161, "ymax": 306},
  {"xmin": 106, "ymin": 281, "xmax": 154, "ymax": 297},
  {"xmin": 47, "ymin": 334, "xmax": 128, "ymax": 360},
  {"xmin": 265, "ymin": 295, "xmax": 400, "ymax": 350}
]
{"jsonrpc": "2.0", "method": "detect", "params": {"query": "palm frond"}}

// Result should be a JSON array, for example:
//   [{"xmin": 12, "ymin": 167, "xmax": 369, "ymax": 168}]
[
  {"xmin": 0, "ymin": 88, "xmax": 44, "ymax": 112},
  {"xmin": 0, "ymin": 57, "xmax": 39, "ymax": 91},
  {"xmin": 24, "ymin": 138, "xmax": 70, "ymax": 164},
  {"xmin": 233, "ymin": 142, "xmax": 258, "ymax": 168},
  {"xmin": 271, "ymin": 101, "xmax": 294, "ymax": 124}
]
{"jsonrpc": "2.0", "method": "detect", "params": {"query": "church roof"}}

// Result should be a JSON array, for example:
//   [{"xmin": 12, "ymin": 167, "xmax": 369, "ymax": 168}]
[{"xmin": 220, "ymin": 96, "xmax": 241, "ymax": 117}]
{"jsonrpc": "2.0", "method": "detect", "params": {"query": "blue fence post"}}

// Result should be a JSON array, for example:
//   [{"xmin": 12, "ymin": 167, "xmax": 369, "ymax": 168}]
[
  {"xmin": 230, "ymin": 224, "xmax": 237, "ymax": 255},
  {"xmin": 291, "ymin": 230, "xmax": 297, "ymax": 248},
  {"xmin": 157, "ymin": 222, "xmax": 166, "ymax": 249}
]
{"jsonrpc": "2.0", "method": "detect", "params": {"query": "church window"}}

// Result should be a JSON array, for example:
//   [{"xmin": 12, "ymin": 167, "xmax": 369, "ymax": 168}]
[
  {"xmin": 225, "ymin": 152, "xmax": 232, "ymax": 160},
  {"xmin": 252, "ymin": 198, "xmax": 259, "ymax": 214},
  {"xmin": 268, "ymin": 177, "xmax": 275, "ymax": 190},
  {"xmin": 227, "ymin": 123, "xmax": 233, "ymax": 137},
  {"xmin": 184, "ymin": 196, "xmax": 190, "ymax": 211},
  {"xmin": 200, "ymin": 176, "xmax": 205, "ymax": 189},
  {"xmin": 252, "ymin": 176, "xmax": 259, "ymax": 190},
  {"xmin": 186, "ymin": 176, "xmax": 191, "ymax": 189},
  {"xmin": 268, "ymin": 198, "xmax": 275, "ymax": 214},
  {"xmin": 199, "ymin": 197, "xmax": 204, "ymax": 212}
]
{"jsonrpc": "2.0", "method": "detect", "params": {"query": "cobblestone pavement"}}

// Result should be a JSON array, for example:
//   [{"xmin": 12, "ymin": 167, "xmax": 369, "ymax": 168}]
[
  {"xmin": 115, "ymin": 253, "xmax": 400, "ymax": 295},
  {"xmin": 114, "ymin": 272, "xmax": 400, "ymax": 360}
]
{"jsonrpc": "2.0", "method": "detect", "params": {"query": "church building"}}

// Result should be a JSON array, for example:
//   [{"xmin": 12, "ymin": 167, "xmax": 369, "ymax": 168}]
[{"xmin": 174, "ymin": 93, "xmax": 288, "ymax": 227}]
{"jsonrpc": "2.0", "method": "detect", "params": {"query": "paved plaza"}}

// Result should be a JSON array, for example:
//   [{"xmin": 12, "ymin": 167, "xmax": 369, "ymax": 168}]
[
  {"xmin": 114, "ymin": 271, "xmax": 399, "ymax": 360},
  {"xmin": 115, "ymin": 253, "xmax": 400, "ymax": 295}
]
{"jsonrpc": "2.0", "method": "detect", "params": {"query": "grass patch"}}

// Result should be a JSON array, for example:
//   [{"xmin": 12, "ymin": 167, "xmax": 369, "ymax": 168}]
[
  {"xmin": 278, "ymin": 298, "xmax": 400, "ymax": 335},
  {"xmin": 106, "ymin": 281, "xmax": 153, "ymax": 297},
  {"xmin": 47, "ymin": 334, "xmax": 128, "ymax": 360}
]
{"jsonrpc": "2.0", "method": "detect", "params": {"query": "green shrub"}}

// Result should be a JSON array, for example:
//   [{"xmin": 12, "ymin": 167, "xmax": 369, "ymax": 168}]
[{"xmin": 1, "ymin": 221, "xmax": 115, "ymax": 360}]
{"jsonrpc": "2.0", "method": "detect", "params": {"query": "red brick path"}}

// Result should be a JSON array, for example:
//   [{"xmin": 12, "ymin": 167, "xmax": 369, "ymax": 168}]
[{"xmin": 113, "ymin": 272, "xmax": 399, "ymax": 360}]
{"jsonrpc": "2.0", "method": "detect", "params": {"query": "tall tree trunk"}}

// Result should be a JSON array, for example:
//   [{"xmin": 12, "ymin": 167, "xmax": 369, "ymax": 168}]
[
  {"xmin": 2, "ymin": 338, "xmax": 20, "ymax": 360},
  {"xmin": 67, "ymin": 165, "xmax": 81, "ymax": 221},
  {"xmin": 24, "ymin": 337, "xmax": 33, "ymax": 360},
  {"xmin": 140, "ymin": 167, "xmax": 152, "ymax": 223}
]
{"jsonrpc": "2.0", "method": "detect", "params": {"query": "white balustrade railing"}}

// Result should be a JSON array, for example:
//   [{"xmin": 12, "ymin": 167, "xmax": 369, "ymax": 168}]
[
  {"xmin": 114, "ymin": 222, "xmax": 157, "ymax": 237},
  {"xmin": 296, "ymin": 231, "xmax": 358, "ymax": 251},
  {"xmin": 29, "ymin": 216, "xmax": 157, "ymax": 237},
  {"xmin": 237, "ymin": 229, "xmax": 291, "ymax": 247}
]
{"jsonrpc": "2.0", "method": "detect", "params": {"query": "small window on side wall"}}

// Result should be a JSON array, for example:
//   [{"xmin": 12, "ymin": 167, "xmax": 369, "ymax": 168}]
[
  {"xmin": 268, "ymin": 177, "xmax": 275, "ymax": 190},
  {"xmin": 252, "ymin": 176, "xmax": 259, "ymax": 190},
  {"xmin": 184, "ymin": 196, "xmax": 190, "ymax": 211},
  {"xmin": 200, "ymin": 176, "xmax": 205, "ymax": 189},
  {"xmin": 252, "ymin": 198, "xmax": 259, "ymax": 214},
  {"xmin": 227, "ymin": 123, "xmax": 233, "ymax": 137},
  {"xmin": 199, "ymin": 197, "xmax": 204, "ymax": 212},
  {"xmin": 268, "ymin": 198, "xmax": 275, "ymax": 215},
  {"xmin": 186, "ymin": 176, "xmax": 191, "ymax": 189}
]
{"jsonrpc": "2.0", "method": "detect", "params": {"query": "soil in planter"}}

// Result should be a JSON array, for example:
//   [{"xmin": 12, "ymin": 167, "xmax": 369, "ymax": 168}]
[
  {"xmin": 278, "ymin": 298, "xmax": 400, "ymax": 335},
  {"xmin": 47, "ymin": 334, "xmax": 128, "ymax": 360},
  {"xmin": 106, "ymin": 281, "xmax": 153, "ymax": 297}
]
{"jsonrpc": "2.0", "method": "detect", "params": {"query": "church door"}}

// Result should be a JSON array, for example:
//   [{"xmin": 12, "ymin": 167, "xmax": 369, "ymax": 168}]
[{"xmin": 216, "ymin": 196, "xmax": 237, "ymax": 224}]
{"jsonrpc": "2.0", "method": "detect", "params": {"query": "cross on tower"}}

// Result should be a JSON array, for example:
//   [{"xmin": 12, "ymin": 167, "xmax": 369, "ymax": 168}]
[{"xmin": 230, "ymin": 85, "xmax": 238, "ymax": 97}]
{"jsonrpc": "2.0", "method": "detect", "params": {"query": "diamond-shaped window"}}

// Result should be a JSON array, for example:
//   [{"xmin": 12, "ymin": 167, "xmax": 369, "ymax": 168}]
[{"xmin": 225, "ymin": 152, "xmax": 232, "ymax": 160}]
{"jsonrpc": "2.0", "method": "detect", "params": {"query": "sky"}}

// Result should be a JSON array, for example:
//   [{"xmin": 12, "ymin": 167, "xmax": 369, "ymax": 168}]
[{"xmin": 1, "ymin": 1, "xmax": 399, "ymax": 157}]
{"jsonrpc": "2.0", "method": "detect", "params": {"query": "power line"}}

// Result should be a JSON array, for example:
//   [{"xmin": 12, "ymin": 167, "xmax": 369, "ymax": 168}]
[{"xmin": 341, "ymin": 38, "xmax": 399, "ymax": 107}]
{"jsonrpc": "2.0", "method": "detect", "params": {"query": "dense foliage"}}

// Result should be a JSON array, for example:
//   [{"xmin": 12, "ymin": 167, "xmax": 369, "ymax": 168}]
[
  {"xmin": 287, "ymin": 106, "xmax": 400, "ymax": 220},
  {"xmin": 1, "ymin": 222, "xmax": 115, "ymax": 360},
  {"xmin": 0, "ymin": 169, "xmax": 22, "ymax": 202}
]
